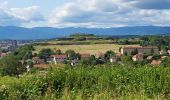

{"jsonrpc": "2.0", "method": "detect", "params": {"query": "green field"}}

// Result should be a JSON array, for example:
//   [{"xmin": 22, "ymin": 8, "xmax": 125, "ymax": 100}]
[{"xmin": 34, "ymin": 44, "xmax": 138, "ymax": 55}]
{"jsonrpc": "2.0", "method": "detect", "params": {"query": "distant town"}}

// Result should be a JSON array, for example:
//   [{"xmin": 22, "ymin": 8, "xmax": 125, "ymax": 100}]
[{"xmin": 1, "ymin": 34, "xmax": 170, "ymax": 70}]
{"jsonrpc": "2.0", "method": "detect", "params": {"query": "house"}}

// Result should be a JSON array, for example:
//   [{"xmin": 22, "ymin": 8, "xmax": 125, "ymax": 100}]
[
  {"xmin": 32, "ymin": 57, "xmax": 45, "ymax": 64},
  {"xmin": 121, "ymin": 46, "xmax": 159, "ymax": 55},
  {"xmin": 80, "ymin": 53, "xmax": 91, "ymax": 60},
  {"xmin": 151, "ymin": 60, "xmax": 162, "ymax": 65},
  {"xmin": 48, "ymin": 54, "xmax": 67, "ymax": 64},
  {"xmin": 132, "ymin": 53, "xmax": 144, "ymax": 61}
]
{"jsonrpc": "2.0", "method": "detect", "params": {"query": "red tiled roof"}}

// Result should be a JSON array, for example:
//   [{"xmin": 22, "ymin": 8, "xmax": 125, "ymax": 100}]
[{"xmin": 50, "ymin": 54, "xmax": 67, "ymax": 59}]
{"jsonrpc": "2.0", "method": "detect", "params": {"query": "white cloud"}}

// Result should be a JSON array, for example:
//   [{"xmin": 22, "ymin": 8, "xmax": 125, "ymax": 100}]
[
  {"xmin": 48, "ymin": 0, "xmax": 170, "ymax": 28},
  {"xmin": 0, "ymin": 1, "xmax": 44, "ymax": 26},
  {"xmin": 0, "ymin": 0, "xmax": 170, "ymax": 28}
]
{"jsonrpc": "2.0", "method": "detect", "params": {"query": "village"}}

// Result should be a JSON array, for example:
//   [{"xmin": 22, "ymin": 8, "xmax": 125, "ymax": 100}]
[
  {"xmin": 11, "ymin": 45, "xmax": 170, "ymax": 70},
  {"xmin": 1, "ymin": 38, "xmax": 170, "ymax": 71}
]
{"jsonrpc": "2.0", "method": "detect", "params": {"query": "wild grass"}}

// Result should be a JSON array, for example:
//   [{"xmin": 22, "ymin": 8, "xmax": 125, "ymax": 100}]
[{"xmin": 0, "ymin": 64, "xmax": 169, "ymax": 100}]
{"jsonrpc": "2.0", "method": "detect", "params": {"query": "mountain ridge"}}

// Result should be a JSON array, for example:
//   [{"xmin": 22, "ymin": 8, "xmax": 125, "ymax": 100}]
[{"xmin": 0, "ymin": 26, "xmax": 170, "ymax": 40}]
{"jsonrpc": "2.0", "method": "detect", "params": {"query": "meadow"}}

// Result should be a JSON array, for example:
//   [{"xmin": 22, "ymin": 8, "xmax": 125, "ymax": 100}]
[
  {"xmin": 34, "ymin": 44, "xmax": 138, "ymax": 55},
  {"xmin": 0, "ymin": 64, "xmax": 169, "ymax": 100}
]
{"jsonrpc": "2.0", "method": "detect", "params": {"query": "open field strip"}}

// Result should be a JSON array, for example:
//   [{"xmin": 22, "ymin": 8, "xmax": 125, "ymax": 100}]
[{"xmin": 34, "ymin": 44, "xmax": 138, "ymax": 55}]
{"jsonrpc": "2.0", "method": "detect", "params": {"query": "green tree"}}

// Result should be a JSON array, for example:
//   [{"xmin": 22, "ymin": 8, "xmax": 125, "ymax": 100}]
[
  {"xmin": 13, "ymin": 45, "xmax": 33, "ymax": 60},
  {"xmin": 0, "ymin": 55, "xmax": 25, "ymax": 76},
  {"xmin": 104, "ymin": 50, "xmax": 115, "ymax": 61},
  {"xmin": 38, "ymin": 48, "xmax": 53, "ymax": 60},
  {"xmin": 55, "ymin": 49, "xmax": 62, "ymax": 55},
  {"xmin": 65, "ymin": 50, "xmax": 77, "ymax": 60}
]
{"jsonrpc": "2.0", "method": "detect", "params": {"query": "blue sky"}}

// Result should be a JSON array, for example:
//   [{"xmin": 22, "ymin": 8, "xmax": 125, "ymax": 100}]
[{"xmin": 0, "ymin": 0, "xmax": 170, "ymax": 28}]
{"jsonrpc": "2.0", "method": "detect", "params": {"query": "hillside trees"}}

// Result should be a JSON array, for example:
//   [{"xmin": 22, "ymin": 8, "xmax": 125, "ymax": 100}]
[
  {"xmin": 0, "ymin": 54, "xmax": 26, "ymax": 76},
  {"xmin": 13, "ymin": 45, "xmax": 33, "ymax": 60},
  {"xmin": 38, "ymin": 48, "xmax": 53, "ymax": 60}
]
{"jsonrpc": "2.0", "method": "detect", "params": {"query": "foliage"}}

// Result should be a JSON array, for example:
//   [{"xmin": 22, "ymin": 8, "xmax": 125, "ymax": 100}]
[
  {"xmin": 140, "ymin": 35, "xmax": 170, "ymax": 50},
  {"xmin": 104, "ymin": 50, "xmax": 115, "ymax": 60},
  {"xmin": 38, "ymin": 48, "xmax": 53, "ymax": 60},
  {"xmin": 0, "ymin": 65, "xmax": 169, "ymax": 100},
  {"xmin": 55, "ymin": 49, "xmax": 62, "ymax": 55},
  {"xmin": 121, "ymin": 55, "xmax": 133, "ymax": 65},
  {"xmin": 162, "ymin": 57, "xmax": 170, "ymax": 67},
  {"xmin": 13, "ymin": 45, "xmax": 33, "ymax": 60},
  {"xmin": 65, "ymin": 50, "xmax": 79, "ymax": 60},
  {"xmin": 0, "ymin": 54, "xmax": 26, "ymax": 76},
  {"xmin": 80, "ymin": 55, "xmax": 101, "ymax": 65}
]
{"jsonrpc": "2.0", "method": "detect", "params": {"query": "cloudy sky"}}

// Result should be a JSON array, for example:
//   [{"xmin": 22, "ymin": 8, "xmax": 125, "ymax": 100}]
[{"xmin": 0, "ymin": 0, "xmax": 170, "ymax": 28}]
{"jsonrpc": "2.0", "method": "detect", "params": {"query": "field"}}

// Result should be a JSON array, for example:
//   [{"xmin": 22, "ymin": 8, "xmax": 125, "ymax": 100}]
[
  {"xmin": 46, "ymin": 40, "xmax": 115, "ymax": 44},
  {"xmin": 34, "ymin": 44, "xmax": 138, "ymax": 55}
]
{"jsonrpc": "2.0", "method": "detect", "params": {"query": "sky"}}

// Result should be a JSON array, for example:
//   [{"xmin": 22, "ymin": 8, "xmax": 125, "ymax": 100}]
[{"xmin": 0, "ymin": 0, "xmax": 170, "ymax": 28}]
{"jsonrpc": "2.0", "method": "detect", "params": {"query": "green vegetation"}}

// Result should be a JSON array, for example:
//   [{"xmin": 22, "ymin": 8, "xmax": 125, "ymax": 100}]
[
  {"xmin": 0, "ymin": 65, "xmax": 169, "ymax": 100},
  {"xmin": 69, "ymin": 33, "xmax": 95, "ymax": 38},
  {"xmin": 13, "ymin": 45, "xmax": 34, "ymax": 60},
  {"xmin": 1, "ymin": 35, "xmax": 170, "ymax": 99},
  {"xmin": 140, "ymin": 35, "xmax": 170, "ymax": 50},
  {"xmin": 0, "ymin": 45, "xmax": 34, "ymax": 76},
  {"xmin": 104, "ymin": 50, "xmax": 115, "ymax": 60},
  {"xmin": 38, "ymin": 48, "xmax": 53, "ymax": 60},
  {"xmin": 0, "ymin": 54, "xmax": 26, "ymax": 76}
]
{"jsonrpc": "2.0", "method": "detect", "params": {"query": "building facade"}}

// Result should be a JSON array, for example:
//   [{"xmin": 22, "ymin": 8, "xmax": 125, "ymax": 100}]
[{"xmin": 121, "ymin": 46, "xmax": 159, "ymax": 55}]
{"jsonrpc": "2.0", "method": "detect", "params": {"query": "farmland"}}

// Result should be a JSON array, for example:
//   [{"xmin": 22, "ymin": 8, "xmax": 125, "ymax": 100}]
[{"xmin": 34, "ymin": 44, "xmax": 138, "ymax": 55}]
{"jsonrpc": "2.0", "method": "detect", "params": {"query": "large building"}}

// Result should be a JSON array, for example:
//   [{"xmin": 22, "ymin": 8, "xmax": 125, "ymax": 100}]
[
  {"xmin": 121, "ymin": 46, "xmax": 159, "ymax": 55},
  {"xmin": 47, "ymin": 54, "xmax": 67, "ymax": 64}
]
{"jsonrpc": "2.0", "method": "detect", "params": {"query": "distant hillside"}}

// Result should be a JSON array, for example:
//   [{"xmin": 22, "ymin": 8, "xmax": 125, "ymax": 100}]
[{"xmin": 0, "ymin": 26, "xmax": 170, "ymax": 40}]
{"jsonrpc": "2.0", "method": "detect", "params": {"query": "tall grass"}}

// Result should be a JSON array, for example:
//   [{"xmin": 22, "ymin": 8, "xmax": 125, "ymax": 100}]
[{"xmin": 0, "ymin": 64, "xmax": 170, "ymax": 100}]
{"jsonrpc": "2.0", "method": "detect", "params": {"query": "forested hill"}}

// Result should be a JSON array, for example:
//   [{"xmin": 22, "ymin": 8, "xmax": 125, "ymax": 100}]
[{"xmin": 0, "ymin": 26, "xmax": 170, "ymax": 40}]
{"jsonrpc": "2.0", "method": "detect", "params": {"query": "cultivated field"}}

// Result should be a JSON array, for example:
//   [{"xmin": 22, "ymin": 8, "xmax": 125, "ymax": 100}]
[{"xmin": 34, "ymin": 44, "xmax": 138, "ymax": 55}]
